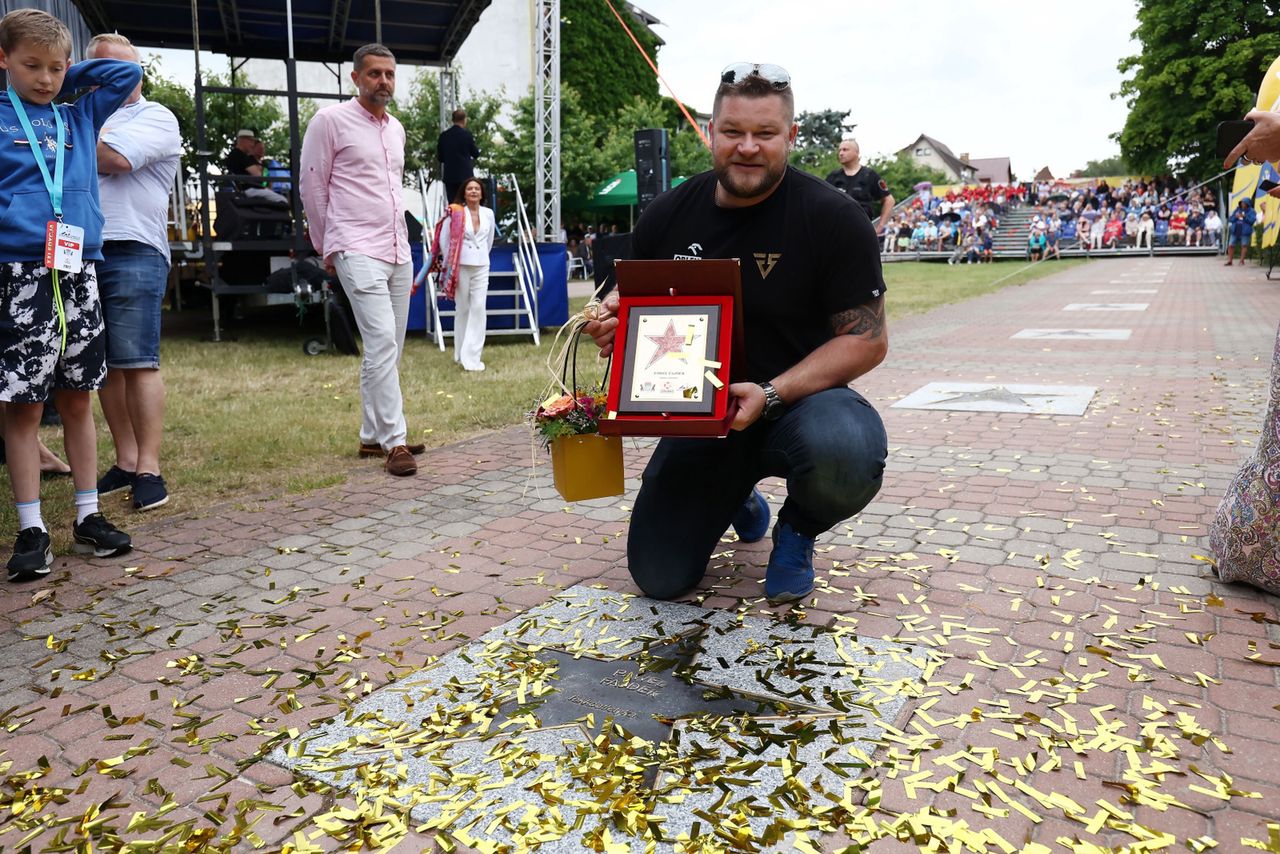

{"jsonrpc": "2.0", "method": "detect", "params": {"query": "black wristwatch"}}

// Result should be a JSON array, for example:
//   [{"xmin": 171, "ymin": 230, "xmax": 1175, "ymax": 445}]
[{"xmin": 759, "ymin": 382, "xmax": 786, "ymax": 421}]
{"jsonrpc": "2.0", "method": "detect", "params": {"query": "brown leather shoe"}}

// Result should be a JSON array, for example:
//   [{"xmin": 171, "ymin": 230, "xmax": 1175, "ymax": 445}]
[
  {"xmin": 385, "ymin": 445, "xmax": 418, "ymax": 476},
  {"xmin": 359, "ymin": 442, "xmax": 426, "ymax": 458}
]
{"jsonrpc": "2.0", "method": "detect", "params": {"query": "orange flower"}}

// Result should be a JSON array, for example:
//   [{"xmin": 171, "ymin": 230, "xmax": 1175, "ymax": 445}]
[{"xmin": 539, "ymin": 394, "xmax": 575, "ymax": 419}]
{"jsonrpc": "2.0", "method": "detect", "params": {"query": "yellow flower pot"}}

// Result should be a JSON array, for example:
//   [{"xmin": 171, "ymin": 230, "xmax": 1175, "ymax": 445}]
[{"xmin": 550, "ymin": 433, "xmax": 624, "ymax": 502}]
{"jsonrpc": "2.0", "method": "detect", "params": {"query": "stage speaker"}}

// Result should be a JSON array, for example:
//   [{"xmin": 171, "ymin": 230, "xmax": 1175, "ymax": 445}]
[
  {"xmin": 634, "ymin": 128, "xmax": 670, "ymax": 214},
  {"xmin": 592, "ymin": 233, "xmax": 633, "ymax": 296}
]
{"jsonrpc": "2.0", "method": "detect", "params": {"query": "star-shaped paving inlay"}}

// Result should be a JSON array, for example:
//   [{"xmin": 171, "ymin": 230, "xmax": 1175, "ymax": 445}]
[
  {"xmin": 1012, "ymin": 329, "xmax": 1132, "ymax": 341},
  {"xmin": 642, "ymin": 319, "xmax": 687, "ymax": 368},
  {"xmin": 931, "ymin": 385, "xmax": 1063, "ymax": 408},
  {"xmin": 892, "ymin": 382, "xmax": 1097, "ymax": 415},
  {"xmin": 1063, "ymin": 302, "xmax": 1149, "ymax": 311},
  {"xmin": 270, "ymin": 586, "xmax": 924, "ymax": 851}
]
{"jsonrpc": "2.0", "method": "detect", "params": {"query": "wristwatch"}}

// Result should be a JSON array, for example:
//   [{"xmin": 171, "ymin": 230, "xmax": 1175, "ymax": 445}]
[{"xmin": 758, "ymin": 382, "xmax": 786, "ymax": 421}]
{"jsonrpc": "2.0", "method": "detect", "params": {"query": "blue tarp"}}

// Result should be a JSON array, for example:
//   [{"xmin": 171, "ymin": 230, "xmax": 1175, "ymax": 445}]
[{"xmin": 409, "ymin": 243, "xmax": 569, "ymax": 334}]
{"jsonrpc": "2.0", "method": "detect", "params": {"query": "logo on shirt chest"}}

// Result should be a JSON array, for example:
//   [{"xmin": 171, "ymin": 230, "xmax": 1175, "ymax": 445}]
[
  {"xmin": 753, "ymin": 252, "xmax": 782, "ymax": 279},
  {"xmin": 671, "ymin": 242, "xmax": 703, "ymax": 261}
]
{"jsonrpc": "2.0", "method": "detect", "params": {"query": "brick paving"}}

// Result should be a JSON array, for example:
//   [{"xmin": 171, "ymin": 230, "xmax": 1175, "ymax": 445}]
[{"xmin": 1, "ymin": 256, "xmax": 1279, "ymax": 851}]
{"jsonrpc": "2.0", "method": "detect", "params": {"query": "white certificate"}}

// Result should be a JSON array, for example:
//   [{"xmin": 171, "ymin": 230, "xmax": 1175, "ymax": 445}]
[{"xmin": 629, "ymin": 314, "xmax": 710, "ymax": 404}]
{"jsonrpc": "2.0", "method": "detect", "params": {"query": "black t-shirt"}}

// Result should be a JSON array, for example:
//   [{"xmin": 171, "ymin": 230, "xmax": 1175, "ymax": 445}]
[
  {"xmin": 225, "ymin": 147, "xmax": 259, "ymax": 176},
  {"xmin": 824, "ymin": 166, "xmax": 890, "ymax": 219},
  {"xmin": 631, "ymin": 167, "xmax": 885, "ymax": 384}
]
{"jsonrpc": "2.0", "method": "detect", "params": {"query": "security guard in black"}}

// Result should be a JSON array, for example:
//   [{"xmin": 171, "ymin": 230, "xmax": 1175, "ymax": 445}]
[{"xmin": 823, "ymin": 164, "xmax": 890, "ymax": 223}]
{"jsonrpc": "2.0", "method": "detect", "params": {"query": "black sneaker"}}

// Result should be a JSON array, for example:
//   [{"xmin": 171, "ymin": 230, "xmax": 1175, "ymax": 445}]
[
  {"xmin": 97, "ymin": 466, "xmax": 135, "ymax": 496},
  {"xmin": 7, "ymin": 528, "xmax": 52, "ymax": 581},
  {"xmin": 72, "ymin": 513, "xmax": 132, "ymax": 558},
  {"xmin": 132, "ymin": 473, "xmax": 169, "ymax": 511}
]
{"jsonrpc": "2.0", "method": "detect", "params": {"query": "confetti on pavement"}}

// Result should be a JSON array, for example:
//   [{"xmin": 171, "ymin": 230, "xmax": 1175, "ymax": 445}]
[{"xmin": 0, "ymin": 257, "xmax": 1277, "ymax": 851}]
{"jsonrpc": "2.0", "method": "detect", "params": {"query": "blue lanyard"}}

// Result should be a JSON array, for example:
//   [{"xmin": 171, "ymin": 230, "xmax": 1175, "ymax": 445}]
[{"xmin": 6, "ymin": 86, "xmax": 65, "ymax": 218}]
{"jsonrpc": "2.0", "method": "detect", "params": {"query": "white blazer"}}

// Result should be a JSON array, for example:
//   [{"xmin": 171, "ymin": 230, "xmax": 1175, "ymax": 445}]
[{"xmin": 441, "ymin": 205, "xmax": 496, "ymax": 266}]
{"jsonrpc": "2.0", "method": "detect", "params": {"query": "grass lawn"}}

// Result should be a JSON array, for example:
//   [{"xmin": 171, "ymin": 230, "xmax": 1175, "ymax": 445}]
[{"xmin": 2, "ymin": 257, "xmax": 1084, "ymax": 546}]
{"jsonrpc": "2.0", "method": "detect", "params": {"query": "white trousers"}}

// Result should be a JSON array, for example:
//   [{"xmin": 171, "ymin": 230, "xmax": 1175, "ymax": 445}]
[
  {"xmin": 453, "ymin": 264, "xmax": 490, "ymax": 370},
  {"xmin": 333, "ymin": 252, "xmax": 412, "ymax": 450}
]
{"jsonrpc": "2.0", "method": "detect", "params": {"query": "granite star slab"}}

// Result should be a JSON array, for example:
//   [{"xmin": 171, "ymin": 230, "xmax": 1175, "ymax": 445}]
[
  {"xmin": 1063, "ymin": 303, "xmax": 1149, "ymax": 311},
  {"xmin": 1011, "ymin": 329, "xmax": 1132, "ymax": 341},
  {"xmin": 269, "ymin": 585, "xmax": 925, "ymax": 851},
  {"xmin": 891, "ymin": 382, "xmax": 1096, "ymax": 415}
]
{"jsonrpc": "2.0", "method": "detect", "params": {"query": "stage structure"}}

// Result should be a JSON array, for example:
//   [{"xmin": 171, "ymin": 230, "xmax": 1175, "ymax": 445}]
[
  {"xmin": 534, "ymin": 0, "xmax": 561, "ymax": 241},
  {"xmin": 68, "ymin": 0, "xmax": 557, "ymax": 342}
]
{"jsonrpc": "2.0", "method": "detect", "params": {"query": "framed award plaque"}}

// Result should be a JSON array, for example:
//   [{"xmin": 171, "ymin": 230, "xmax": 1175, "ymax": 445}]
[{"xmin": 600, "ymin": 259, "xmax": 744, "ymax": 438}]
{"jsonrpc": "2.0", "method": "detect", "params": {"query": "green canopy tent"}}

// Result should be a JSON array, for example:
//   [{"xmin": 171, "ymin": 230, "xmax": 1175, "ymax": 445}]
[{"xmin": 580, "ymin": 171, "xmax": 688, "ymax": 227}]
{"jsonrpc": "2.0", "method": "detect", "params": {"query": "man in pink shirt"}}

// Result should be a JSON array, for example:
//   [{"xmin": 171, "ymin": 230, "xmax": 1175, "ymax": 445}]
[{"xmin": 300, "ymin": 43, "xmax": 420, "ymax": 477}]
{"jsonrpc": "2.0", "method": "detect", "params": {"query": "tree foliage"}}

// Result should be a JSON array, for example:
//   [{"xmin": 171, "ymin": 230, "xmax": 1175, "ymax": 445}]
[
  {"xmin": 865, "ymin": 152, "xmax": 948, "ymax": 202},
  {"xmin": 787, "ymin": 109, "xmax": 853, "ymax": 174},
  {"xmin": 141, "ymin": 61, "xmax": 286, "ymax": 176},
  {"xmin": 141, "ymin": 60, "xmax": 194, "ymax": 166},
  {"xmin": 1116, "ymin": 0, "xmax": 1280, "ymax": 177},
  {"xmin": 1075, "ymin": 155, "xmax": 1130, "ymax": 177},
  {"xmin": 489, "ymin": 85, "xmax": 609, "ymax": 215},
  {"xmin": 561, "ymin": 0, "xmax": 661, "ymax": 122},
  {"xmin": 199, "ymin": 70, "xmax": 289, "ymax": 167},
  {"xmin": 389, "ymin": 73, "xmax": 507, "ymax": 182}
]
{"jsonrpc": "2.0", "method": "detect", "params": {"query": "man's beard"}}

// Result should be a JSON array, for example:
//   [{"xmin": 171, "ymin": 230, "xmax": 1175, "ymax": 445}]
[
  {"xmin": 714, "ymin": 159, "xmax": 787, "ymax": 200},
  {"xmin": 364, "ymin": 88, "xmax": 393, "ymax": 105}
]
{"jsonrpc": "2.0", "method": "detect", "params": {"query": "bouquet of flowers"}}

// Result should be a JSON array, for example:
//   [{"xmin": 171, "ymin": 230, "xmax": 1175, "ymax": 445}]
[
  {"xmin": 528, "ymin": 302, "xmax": 624, "ymax": 502},
  {"xmin": 530, "ymin": 388, "xmax": 607, "ymax": 448}
]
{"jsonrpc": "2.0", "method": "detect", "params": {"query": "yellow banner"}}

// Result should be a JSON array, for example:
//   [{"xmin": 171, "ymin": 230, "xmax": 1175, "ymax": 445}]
[{"xmin": 1248, "ymin": 55, "xmax": 1280, "ymax": 248}]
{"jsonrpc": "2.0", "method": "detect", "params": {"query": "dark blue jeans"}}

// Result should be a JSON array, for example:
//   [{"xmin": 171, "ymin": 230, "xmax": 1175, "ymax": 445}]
[{"xmin": 627, "ymin": 387, "xmax": 888, "ymax": 599}]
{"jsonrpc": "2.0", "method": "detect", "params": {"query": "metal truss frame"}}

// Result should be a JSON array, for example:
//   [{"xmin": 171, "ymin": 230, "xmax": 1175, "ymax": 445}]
[{"xmin": 533, "ymin": 0, "xmax": 561, "ymax": 242}]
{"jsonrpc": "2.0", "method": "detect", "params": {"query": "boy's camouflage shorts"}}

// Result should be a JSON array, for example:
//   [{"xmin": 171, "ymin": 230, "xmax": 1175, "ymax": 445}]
[{"xmin": 0, "ymin": 261, "xmax": 106, "ymax": 403}]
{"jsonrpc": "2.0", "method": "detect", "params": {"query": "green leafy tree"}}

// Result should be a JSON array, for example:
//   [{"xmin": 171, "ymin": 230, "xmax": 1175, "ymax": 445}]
[
  {"xmin": 865, "ymin": 152, "xmax": 948, "ymax": 203},
  {"xmin": 596, "ymin": 96, "xmax": 676, "ymax": 172},
  {"xmin": 489, "ymin": 85, "xmax": 609, "ymax": 220},
  {"xmin": 561, "ymin": 0, "xmax": 660, "ymax": 124},
  {"xmin": 141, "ymin": 60, "xmax": 194, "ymax": 167},
  {"xmin": 790, "ymin": 108, "xmax": 852, "ymax": 172},
  {"xmin": 193, "ymin": 69, "xmax": 287, "ymax": 169},
  {"xmin": 1075, "ymin": 155, "xmax": 1130, "ymax": 177},
  {"xmin": 670, "ymin": 127, "xmax": 711, "ymax": 178},
  {"xmin": 389, "ymin": 73, "xmax": 508, "ymax": 183},
  {"xmin": 140, "ymin": 61, "xmax": 285, "ymax": 176},
  {"xmin": 1116, "ymin": 0, "xmax": 1280, "ymax": 177}
]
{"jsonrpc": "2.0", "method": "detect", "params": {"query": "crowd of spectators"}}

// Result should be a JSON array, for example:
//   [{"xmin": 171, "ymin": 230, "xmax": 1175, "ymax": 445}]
[
  {"xmin": 880, "ymin": 183, "xmax": 1023, "ymax": 262},
  {"xmin": 1022, "ymin": 178, "xmax": 1222, "ymax": 257}
]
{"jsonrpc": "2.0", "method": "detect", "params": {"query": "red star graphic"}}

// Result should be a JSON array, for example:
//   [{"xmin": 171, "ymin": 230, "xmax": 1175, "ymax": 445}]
[{"xmin": 643, "ymin": 320, "xmax": 687, "ymax": 369}]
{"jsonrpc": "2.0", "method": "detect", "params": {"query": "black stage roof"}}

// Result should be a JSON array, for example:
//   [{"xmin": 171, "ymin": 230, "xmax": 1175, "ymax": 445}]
[{"xmin": 70, "ymin": 0, "xmax": 492, "ymax": 65}]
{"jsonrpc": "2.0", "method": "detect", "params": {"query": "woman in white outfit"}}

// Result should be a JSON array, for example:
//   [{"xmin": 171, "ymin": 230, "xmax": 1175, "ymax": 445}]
[{"xmin": 441, "ymin": 178, "xmax": 497, "ymax": 371}]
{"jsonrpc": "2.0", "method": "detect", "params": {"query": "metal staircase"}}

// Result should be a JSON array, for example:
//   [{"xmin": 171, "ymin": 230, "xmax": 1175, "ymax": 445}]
[{"xmin": 419, "ymin": 172, "xmax": 542, "ymax": 350}]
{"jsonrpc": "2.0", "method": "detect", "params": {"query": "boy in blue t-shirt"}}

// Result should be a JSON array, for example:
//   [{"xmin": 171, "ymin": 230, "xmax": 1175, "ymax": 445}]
[{"xmin": 0, "ymin": 9, "xmax": 142, "ymax": 580}]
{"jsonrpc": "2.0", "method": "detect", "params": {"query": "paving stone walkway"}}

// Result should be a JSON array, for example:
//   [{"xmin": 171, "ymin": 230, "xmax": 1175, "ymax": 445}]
[{"xmin": 1, "ymin": 256, "xmax": 1278, "ymax": 851}]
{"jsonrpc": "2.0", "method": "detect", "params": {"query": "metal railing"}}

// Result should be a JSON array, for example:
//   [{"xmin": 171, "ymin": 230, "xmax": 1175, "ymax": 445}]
[
  {"xmin": 417, "ymin": 171, "xmax": 542, "ymax": 348},
  {"xmin": 507, "ymin": 173, "xmax": 544, "ymax": 344}
]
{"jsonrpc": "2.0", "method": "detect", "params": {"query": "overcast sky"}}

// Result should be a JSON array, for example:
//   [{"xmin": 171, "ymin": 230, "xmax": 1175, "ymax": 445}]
[
  {"xmin": 135, "ymin": 0, "xmax": 1140, "ymax": 180},
  {"xmin": 637, "ymin": 0, "xmax": 1140, "ymax": 178}
]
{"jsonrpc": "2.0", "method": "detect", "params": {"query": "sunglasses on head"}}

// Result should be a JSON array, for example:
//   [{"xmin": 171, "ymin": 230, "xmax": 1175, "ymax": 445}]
[{"xmin": 720, "ymin": 62, "xmax": 791, "ymax": 90}]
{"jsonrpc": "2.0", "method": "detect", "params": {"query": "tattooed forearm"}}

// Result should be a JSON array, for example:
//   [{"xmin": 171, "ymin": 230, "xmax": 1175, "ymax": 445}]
[{"xmin": 831, "ymin": 295, "xmax": 886, "ymax": 339}]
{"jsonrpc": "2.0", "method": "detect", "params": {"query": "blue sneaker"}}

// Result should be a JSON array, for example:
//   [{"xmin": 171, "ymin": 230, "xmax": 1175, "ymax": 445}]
[
  {"xmin": 765, "ymin": 522, "xmax": 815, "ymax": 603},
  {"xmin": 731, "ymin": 488, "xmax": 770, "ymax": 543},
  {"xmin": 132, "ymin": 473, "xmax": 169, "ymax": 511},
  {"xmin": 97, "ymin": 466, "xmax": 135, "ymax": 496}
]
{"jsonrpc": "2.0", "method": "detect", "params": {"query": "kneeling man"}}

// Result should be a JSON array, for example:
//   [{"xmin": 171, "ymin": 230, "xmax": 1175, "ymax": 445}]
[{"xmin": 585, "ymin": 63, "xmax": 888, "ymax": 603}]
